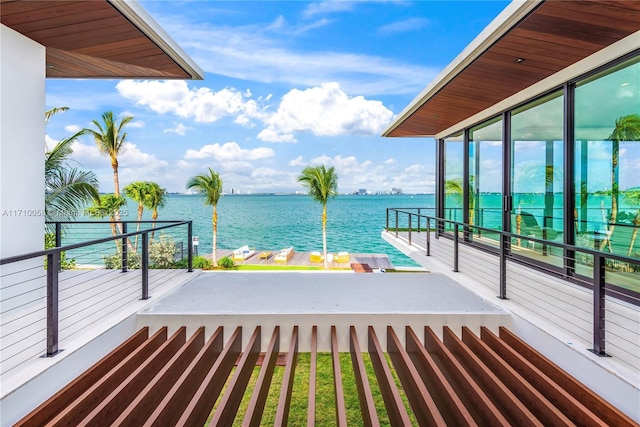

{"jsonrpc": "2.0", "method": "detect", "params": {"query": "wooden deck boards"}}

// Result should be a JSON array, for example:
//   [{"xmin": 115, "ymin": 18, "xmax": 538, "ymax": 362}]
[{"xmin": 210, "ymin": 250, "xmax": 395, "ymax": 270}]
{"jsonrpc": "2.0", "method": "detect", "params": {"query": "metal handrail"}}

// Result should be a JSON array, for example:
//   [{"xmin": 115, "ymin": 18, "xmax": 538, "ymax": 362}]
[
  {"xmin": 386, "ymin": 207, "xmax": 640, "ymax": 357},
  {"xmin": 0, "ymin": 220, "xmax": 193, "ymax": 356}
]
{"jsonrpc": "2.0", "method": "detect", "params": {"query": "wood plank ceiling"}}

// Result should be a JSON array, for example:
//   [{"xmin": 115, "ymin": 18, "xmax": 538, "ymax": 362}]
[
  {"xmin": 386, "ymin": 0, "xmax": 640, "ymax": 137},
  {"xmin": 0, "ymin": 0, "xmax": 193, "ymax": 79}
]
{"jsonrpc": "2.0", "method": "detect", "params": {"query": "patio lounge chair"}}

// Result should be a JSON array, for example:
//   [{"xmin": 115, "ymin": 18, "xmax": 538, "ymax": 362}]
[
  {"xmin": 309, "ymin": 252, "xmax": 323, "ymax": 263},
  {"xmin": 334, "ymin": 252, "xmax": 350, "ymax": 263},
  {"xmin": 232, "ymin": 245, "xmax": 255, "ymax": 261},
  {"xmin": 274, "ymin": 247, "xmax": 294, "ymax": 263},
  {"xmin": 512, "ymin": 211, "xmax": 559, "ymax": 241}
]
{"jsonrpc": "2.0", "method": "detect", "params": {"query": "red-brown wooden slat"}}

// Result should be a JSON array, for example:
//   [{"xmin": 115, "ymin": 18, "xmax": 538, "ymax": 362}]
[
  {"xmin": 274, "ymin": 326, "xmax": 299, "ymax": 426},
  {"xmin": 113, "ymin": 327, "xmax": 206, "ymax": 425},
  {"xmin": 243, "ymin": 326, "xmax": 280, "ymax": 427},
  {"xmin": 44, "ymin": 327, "xmax": 168, "ymax": 427},
  {"xmin": 423, "ymin": 327, "xmax": 511, "ymax": 426},
  {"xmin": 461, "ymin": 327, "xmax": 576, "ymax": 426},
  {"xmin": 331, "ymin": 326, "xmax": 348, "ymax": 427},
  {"xmin": 480, "ymin": 327, "xmax": 608, "ymax": 426},
  {"xmin": 211, "ymin": 326, "xmax": 262, "ymax": 425},
  {"xmin": 442, "ymin": 327, "xmax": 543, "ymax": 427},
  {"xmin": 113, "ymin": 326, "xmax": 205, "ymax": 425},
  {"xmin": 15, "ymin": 327, "xmax": 149, "ymax": 427},
  {"xmin": 174, "ymin": 326, "xmax": 243, "ymax": 426},
  {"xmin": 386, "ymin": 326, "xmax": 447, "ymax": 426},
  {"xmin": 367, "ymin": 326, "xmax": 413, "ymax": 427},
  {"xmin": 349, "ymin": 326, "xmax": 380, "ymax": 427},
  {"xmin": 499, "ymin": 327, "xmax": 640, "ymax": 427},
  {"xmin": 143, "ymin": 326, "xmax": 224, "ymax": 426},
  {"xmin": 307, "ymin": 325, "xmax": 317, "ymax": 427},
  {"xmin": 404, "ymin": 326, "xmax": 478, "ymax": 426},
  {"xmin": 77, "ymin": 327, "xmax": 188, "ymax": 426}
]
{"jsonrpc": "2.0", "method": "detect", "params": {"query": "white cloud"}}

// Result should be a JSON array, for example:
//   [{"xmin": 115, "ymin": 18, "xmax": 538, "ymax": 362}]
[
  {"xmin": 259, "ymin": 83, "xmax": 393, "ymax": 142},
  {"xmin": 151, "ymin": 15, "xmax": 438, "ymax": 96},
  {"xmin": 184, "ymin": 142, "xmax": 275, "ymax": 162},
  {"xmin": 164, "ymin": 123, "xmax": 190, "ymax": 136},
  {"xmin": 385, "ymin": 158, "xmax": 395, "ymax": 164},
  {"xmin": 116, "ymin": 80, "xmax": 261, "ymax": 124},
  {"xmin": 303, "ymin": 2, "xmax": 355, "ymax": 18},
  {"xmin": 64, "ymin": 124, "xmax": 82, "ymax": 134},
  {"xmin": 289, "ymin": 156, "xmax": 305, "ymax": 167},
  {"xmin": 378, "ymin": 18, "xmax": 429, "ymax": 35},
  {"xmin": 128, "ymin": 121, "xmax": 145, "ymax": 129}
]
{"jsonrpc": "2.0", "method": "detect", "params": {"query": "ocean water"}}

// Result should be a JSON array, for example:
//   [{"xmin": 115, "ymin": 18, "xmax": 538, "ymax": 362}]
[
  {"xmin": 63, "ymin": 192, "xmax": 637, "ymax": 267},
  {"xmin": 163, "ymin": 194, "xmax": 432, "ymax": 267}
]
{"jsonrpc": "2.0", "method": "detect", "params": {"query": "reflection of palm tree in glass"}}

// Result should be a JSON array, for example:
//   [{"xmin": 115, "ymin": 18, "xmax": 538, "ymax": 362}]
[
  {"xmin": 601, "ymin": 114, "xmax": 640, "ymax": 252},
  {"xmin": 445, "ymin": 177, "xmax": 475, "ymax": 225}
]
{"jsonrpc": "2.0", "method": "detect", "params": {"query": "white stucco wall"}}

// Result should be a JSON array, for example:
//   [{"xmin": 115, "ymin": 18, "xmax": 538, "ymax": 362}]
[
  {"xmin": 1, "ymin": 25, "xmax": 47, "ymax": 387},
  {"xmin": 1, "ymin": 24, "xmax": 45, "ymax": 257}
]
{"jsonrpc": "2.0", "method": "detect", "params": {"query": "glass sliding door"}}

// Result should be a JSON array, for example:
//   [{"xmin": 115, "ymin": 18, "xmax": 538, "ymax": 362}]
[
  {"xmin": 443, "ymin": 133, "xmax": 464, "ymax": 231},
  {"xmin": 511, "ymin": 91, "xmax": 565, "ymax": 263},
  {"xmin": 469, "ymin": 117, "xmax": 503, "ymax": 244},
  {"xmin": 574, "ymin": 56, "xmax": 639, "ymax": 287}
]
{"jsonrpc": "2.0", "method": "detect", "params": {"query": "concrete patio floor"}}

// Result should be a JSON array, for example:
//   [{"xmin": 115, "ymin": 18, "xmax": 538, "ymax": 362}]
[{"xmin": 139, "ymin": 271, "xmax": 507, "ymax": 315}]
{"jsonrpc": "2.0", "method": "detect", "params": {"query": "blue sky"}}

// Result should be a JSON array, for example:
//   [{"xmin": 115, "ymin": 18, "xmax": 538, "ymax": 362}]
[{"xmin": 45, "ymin": 1, "xmax": 511, "ymax": 194}]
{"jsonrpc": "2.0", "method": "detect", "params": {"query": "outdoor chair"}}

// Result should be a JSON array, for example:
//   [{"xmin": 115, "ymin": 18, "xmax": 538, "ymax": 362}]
[{"xmin": 513, "ymin": 211, "xmax": 559, "ymax": 241}]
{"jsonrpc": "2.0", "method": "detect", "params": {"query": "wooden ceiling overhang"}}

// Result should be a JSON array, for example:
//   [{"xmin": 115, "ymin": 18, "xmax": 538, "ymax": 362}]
[
  {"xmin": 0, "ymin": 0, "xmax": 203, "ymax": 79},
  {"xmin": 383, "ymin": 0, "xmax": 640, "ymax": 138}
]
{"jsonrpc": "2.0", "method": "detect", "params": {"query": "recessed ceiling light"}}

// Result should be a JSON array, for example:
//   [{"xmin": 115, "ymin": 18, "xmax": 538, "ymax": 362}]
[{"xmin": 514, "ymin": 58, "xmax": 525, "ymax": 64}]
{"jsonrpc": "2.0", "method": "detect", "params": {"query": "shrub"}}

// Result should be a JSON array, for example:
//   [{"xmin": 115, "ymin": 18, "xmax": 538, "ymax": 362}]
[
  {"xmin": 173, "ymin": 256, "xmax": 213, "ymax": 270},
  {"xmin": 44, "ymin": 233, "xmax": 76, "ymax": 269},
  {"xmin": 149, "ymin": 234, "xmax": 177, "ymax": 268},
  {"xmin": 103, "ymin": 242, "xmax": 141, "ymax": 269},
  {"xmin": 218, "ymin": 256, "xmax": 235, "ymax": 269}
]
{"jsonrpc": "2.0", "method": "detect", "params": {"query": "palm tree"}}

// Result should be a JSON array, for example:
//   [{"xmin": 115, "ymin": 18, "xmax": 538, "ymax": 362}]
[
  {"xmin": 86, "ymin": 194, "xmax": 127, "ymax": 238},
  {"xmin": 186, "ymin": 168, "xmax": 222, "ymax": 267},
  {"xmin": 145, "ymin": 182, "xmax": 167, "ymax": 240},
  {"xmin": 84, "ymin": 111, "xmax": 133, "ymax": 197},
  {"xmin": 123, "ymin": 181, "xmax": 151, "ymax": 250},
  {"xmin": 297, "ymin": 165, "xmax": 338, "ymax": 269},
  {"xmin": 601, "ymin": 114, "xmax": 640, "ymax": 252},
  {"xmin": 45, "ymin": 108, "xmax": 99, "ymax": 233}
]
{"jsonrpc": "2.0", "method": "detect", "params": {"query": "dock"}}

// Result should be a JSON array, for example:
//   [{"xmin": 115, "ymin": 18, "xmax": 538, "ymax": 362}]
[{"xmin": 207, "ymin": 249, "xmax": 395, "ymax": 271}]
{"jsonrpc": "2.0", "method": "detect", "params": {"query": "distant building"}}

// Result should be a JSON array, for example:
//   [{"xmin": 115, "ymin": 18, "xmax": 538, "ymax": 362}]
[
  {"xmin": 358, "ymin": 188, "xmax": 367, "ymax": 195},
  {"xmin": 391, "ymin": 188, "xmax": 403, "ymax": 195}
]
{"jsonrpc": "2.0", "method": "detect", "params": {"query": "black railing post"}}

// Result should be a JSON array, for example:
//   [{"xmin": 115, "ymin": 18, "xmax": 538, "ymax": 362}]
[
  {"xmin": 141, "ymin": 232, "xmax": 149, "ymax": 300},
  {"xmin": 386, "ymin": 209, "xmax": 389, "ymax": 231},
  {"xmin": 453, "ymin": 223, "xmax": 459, "ymax": 272},
  {"xmin": 395, "ymin": 210, "xmax": 399, "ymax": 238},
  {"xmin": 408, "ymin": 214, "xmax": 412, "ymax": 246},
  {"xmin": 591, "ymin": 254, "xmax": 607, "ymax": 356},
  {"xmin": 46, "ymin": 251, "xmax": 60, "ymax": 356},
  {"xmin": 121, "ymin": 222, "xmax": 128, "ymax": 273},
  {"xmin": 499, "ymin": 233, "xmax": 507, "ymax": 299},
  {"xmin": 187, "ymin": 221, "xmax": 193, "ymax": 272},
  {"xmin": 55, "ymin": 222, "xmax": 62, "ymax": 248},
  {"xmin": 417, "ymin": 209, "xmax": 421, "ymax": 232},
  {"xmin": 426, "ymin": 218, "xmax": 431, "ymax": 256}
]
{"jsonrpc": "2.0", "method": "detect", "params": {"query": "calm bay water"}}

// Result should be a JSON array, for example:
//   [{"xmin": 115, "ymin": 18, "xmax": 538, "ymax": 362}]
[{"xmin": 124, "ymin": 194, "xmax": 433, "ymax": 267}]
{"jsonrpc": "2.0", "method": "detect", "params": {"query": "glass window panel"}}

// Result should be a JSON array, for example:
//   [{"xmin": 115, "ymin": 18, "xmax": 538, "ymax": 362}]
[
  {"xmin": 575, "ymin": 56, "xmax": 640, "ymax": 289},
  {"xmin": 444, "ymin": 133, "xmax": 464, "ymax": 230},
  {"xmin": 511, "ymin": 90, "xmax": 564, "ymax": 264},
  {"xmin": 469, "ymin": 116, "xmax": 503, "ymax": 244}
]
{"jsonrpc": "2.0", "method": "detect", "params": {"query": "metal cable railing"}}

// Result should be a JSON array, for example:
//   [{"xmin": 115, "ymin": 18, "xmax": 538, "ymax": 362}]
[
  {"xmin": 0, "ymin": 220, "xmax": 193, "ymax": 368},
  {"xmin": 386, "ymin": 208, "xmax": 640, "ymax": 358}
]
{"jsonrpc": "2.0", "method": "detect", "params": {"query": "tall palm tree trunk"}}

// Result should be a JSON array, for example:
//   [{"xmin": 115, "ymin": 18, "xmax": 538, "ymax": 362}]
[
  {"xmin": 151, "ymin": 209, "xmax": 159, "ymax": 241},
  {"xmin": 322, "ymin": 205, "xmax": 328, "ymax": 270},
  {"xmin": 134, "ymin": 203, "xmax": 143, "ymax": 251},
  {"xmin": 212, "ymin": 206, "xmax": 218, "ymax": 267},
  {"xmin": 628, "ymin": 210, "xmax": 639, "ymax": 256}
]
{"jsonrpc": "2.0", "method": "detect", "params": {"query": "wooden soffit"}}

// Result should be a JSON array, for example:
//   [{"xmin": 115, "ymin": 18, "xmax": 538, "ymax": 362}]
[
  {"xmin": 384, "ymin": 0, "xmax": 640, "ymax": 138},
  {"xmin": 0, "ymin": 0, "xmax": 203, "ymax": 79}
]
